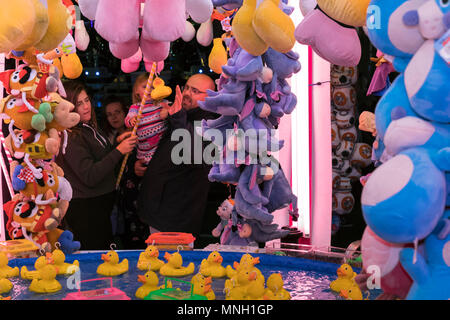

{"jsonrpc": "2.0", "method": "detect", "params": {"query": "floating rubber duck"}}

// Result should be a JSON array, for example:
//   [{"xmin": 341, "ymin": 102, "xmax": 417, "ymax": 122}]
[
  {"xmin": 97, "ymin": 250, "xmax": 129, "ymax": 276},
  {"xmin": 137, "ymin": 245, "xmax": 164, "ymax": 271},
  {"xmin": 225, "ymin": 285, "xmax": 247, "ymax": 300},
  {"xmin": 0, "ymin": 252, "xmax": 19, "ymax": 278},
  {"xmin": 225, "ymin": 266, "xmax": 258, "ymax": 298},
  {"xmin": 199, "ymin": 251, "xmax": 226, "ymax": 278},
  {"xmin": 226, "ymin": 253, "xmax": 264, "ymax": 285},
  {"xmin": 265, "ymin": 273, "xmax": 291, "ymax": 300},
  {"xmin": 159, "ymin": 252, "xmax": 195, "ymax": 277},
  {"xmin": 330, "ymin": 263, "xmax": 357, "ymax": 293},
  {"xmin": 20, "ymin": 253, "xmax": 52, "ymax": 280},
  {"xmin": 151, "ymin": 77, "xmax": 172, "ymax": 101},
  {"xmin": 29, "ymin": 264, "xmax": 62, "ymax": 293},
  {"xmin": 135, "ymin": 270, "xmax": 171, "ymax": 299},
  {"xmin": 191, "ymin": 273, "xmax": 215, "ymax": 300},
  {"xmin": 52, "ymin": 248, "xmax": 79, "ymax": 275},
  {"xmin": 0, "ymin": 278, "xmax": 13, "ymax": 294},
  {"xmin": 339, "ymin": 282, "xmax": 369, "ymax": 300},
  {"xmin": 246, "ymin": 280, "xmax": 268, "ymax": 300},
  {"xmin": 0, "ymin": 295, "xmax": 11, "ymax": 300}
]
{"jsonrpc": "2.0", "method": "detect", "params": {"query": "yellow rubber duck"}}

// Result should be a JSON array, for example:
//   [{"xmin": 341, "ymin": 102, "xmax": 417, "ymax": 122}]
[
  {"xmin": 151, "ymin": 77, "xmax": 172, "ymax": 101},
  {"xmin": 225, "ymin": 285, "xmax": 247, "ymax": 300},
  {"xmin": 137, "ymin": 245, "xmax": 165, "ymax": 271},
  {"xmin": 252, "ymin": 0, "xmax": 296, "ymax": 53},
  {"xmin": 29, "ymin": 263, "xmax": 62, "ymax": 293},
  {"xmin": 51, "ymin": 249, "xmax": 79, "ymax": 275},
  {"xmin": 265, "ymin": 273, "xmax": 291, "ymax": 300},
  {"xmin": 199, "ymin": 251, "xmax": 227, "ymax": 278},
  {"xmin": 226, "ymin": 253, "xmax": 264, "ymax": 285},
  {"xmin": 0, "ymin": 252, "xmax": 19, "ymax": 278},
  {"xmin": 191, "ymin": 273, "xmax": 215, "ymax": 300},
  {"xmin": 232, "ymin": 0, "xmax": 268, "ymax": 56},
  {"xmin": 0, "ymin": 278, "xmax": 13, "ymax": 294},
  {"xmin": 330, "ymin": 263, "xmax": 357, "ymax": 293},
  {"xmin": 246, "ymin": 279, "xmax": 268, "ymax": 300},
  {"xmin": 159, "ymin": 252, "xmax": 195, "ymax": 277},
  {"xmin": 135, "ymin": 270, "xmax": 171, "ymax": 299},
  {"xmin": 97, "ymin": 250, "xmax": 129, "ymax": 276},
  {"xmin": 0, "ymin": 295, "xmax": 11, "ymax": 300},
  {"xmin": 225, "ymin": 267, "xmax": 258, "ymax": 300},
  {"xmin": 339, "ymin": 282, "xmax": 369, "ymax": 300},
  {"xmin": 20, "ymin": 253, "xmax": 52, "ymax": 280}
]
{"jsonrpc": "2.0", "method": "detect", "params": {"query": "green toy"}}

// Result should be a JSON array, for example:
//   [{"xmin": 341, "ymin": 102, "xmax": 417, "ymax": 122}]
[{"xmin": 144, "ymin": 278, "xmax": 208, "ymax": 301}]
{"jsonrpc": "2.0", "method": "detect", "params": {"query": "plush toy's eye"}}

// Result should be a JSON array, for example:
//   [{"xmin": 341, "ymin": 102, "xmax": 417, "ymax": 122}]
[
  {"xmin": 11, "ymin": 71, "xmax": 20, "ymax": 83},
  {"xmin": 17, "ymin": 133, "xmax": 24, "ymax": 145},
  {"xmin": 6, "ymin": 98, "xmax": 17, "ymax": 109},
  {"xmin": 441, "ymin": 0, "xmax": 449, "ymax": 7},
  {"xmin": 13, "ymin": 202, "xmax": 26, "ymax": 215},
  {"xmin": 46, "ymin": 174, "xmax": 56, "ymax": 186}
]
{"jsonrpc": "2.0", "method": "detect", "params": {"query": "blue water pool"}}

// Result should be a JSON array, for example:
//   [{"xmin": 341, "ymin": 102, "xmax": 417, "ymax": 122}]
[{"xmin": 5, "ymin": 250, "xmax": 379, "ymax": 300}]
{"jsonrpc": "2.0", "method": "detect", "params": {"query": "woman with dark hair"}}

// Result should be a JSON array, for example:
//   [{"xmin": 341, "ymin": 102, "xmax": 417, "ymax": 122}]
[
  {"xmin": 101, "ymin": 95, "xmax": 129, "ymax": 145},
  {"xmin": 56, "ymin": 80, "xmax": 137, "ymax": 250}
]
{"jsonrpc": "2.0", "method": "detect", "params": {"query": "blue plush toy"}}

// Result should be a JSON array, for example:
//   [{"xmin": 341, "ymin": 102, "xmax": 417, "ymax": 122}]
[
  {"xmin": 57, "ymin": 230, "xmax": 81, "ymax": 255},
  {"xmin": 367, "ymin": 0, "xmax": 426, "ymax": 140},
  {"xmin": 403, "ymin": 0, "xmax": 450, "ymax": 123},
  {"xmin": 361, "ymin": 147, "xmax": 449, "ymax": 244},
  {"xmin": 399, "ymin": 210, "xmax": 450, "ymax": 300}
]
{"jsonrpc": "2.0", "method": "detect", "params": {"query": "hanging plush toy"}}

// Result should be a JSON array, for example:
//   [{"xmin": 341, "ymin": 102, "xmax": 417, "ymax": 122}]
[
  {"xmin": 295, "ymin": 0, "xmax": 370, "ymax": 66},
  {"xmin": 212, "ymin": 198, "xmax": 234, "ymax": 239}
]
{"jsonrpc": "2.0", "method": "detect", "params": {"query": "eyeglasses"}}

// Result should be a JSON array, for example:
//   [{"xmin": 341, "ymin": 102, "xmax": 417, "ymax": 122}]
[{"xmin": 181, "ymin": 85, "xmax": 207, "ymax": 95}]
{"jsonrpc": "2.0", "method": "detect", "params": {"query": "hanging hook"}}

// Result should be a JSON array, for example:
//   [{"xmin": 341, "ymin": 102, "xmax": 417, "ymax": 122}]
[
  {"xmin": 54, "ymin": 242, "xmax": 61, "ymax": 250},
  {"xmin": 110, "ymin": 243, "xmax": 117, "ymax": 251},
  {"xmin": 177, "ymin": 245, "xmax": 183, "ymax": 253}
]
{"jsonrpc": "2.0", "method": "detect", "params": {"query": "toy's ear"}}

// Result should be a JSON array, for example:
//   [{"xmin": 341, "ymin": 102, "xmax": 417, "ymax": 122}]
[
  {"xmin": 77, "ymin": 0, "xmax": 100, "ymax": 21},
  {"xmin": 61, "ymin": 53, "xmax": 83, "ymax": 79}
]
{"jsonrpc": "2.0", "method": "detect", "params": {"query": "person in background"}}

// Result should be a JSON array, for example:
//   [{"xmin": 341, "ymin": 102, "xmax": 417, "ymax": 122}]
[
  {"xmin": 125, "ymin": 72, "xmax": 169, "ymax": 166},
  {"xmin": 135, "ymin": 73, "xmax": 218, "ymax": 240},
  {"xmin": 56, "ymin": 80, "xmax": 137, "ymax": 250},
  {"xmin": 101, "ymin": 95, "xmax": 129, "ymax": 145}
]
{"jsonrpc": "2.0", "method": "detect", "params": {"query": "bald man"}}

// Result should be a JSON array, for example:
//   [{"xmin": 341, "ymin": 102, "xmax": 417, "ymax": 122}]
[{"xmin": 135, "ymin": 73, "xmax": 219, "ymax": 237}]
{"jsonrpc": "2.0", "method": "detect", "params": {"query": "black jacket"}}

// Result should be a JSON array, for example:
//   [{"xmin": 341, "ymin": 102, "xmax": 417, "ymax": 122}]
[
  {"xmin": 56, "ymin": 123, "xmax": 123, "ymax": 199},
  {"xmin": 137, "ymin": 107, "xmax": 217, "ymax": 235}
]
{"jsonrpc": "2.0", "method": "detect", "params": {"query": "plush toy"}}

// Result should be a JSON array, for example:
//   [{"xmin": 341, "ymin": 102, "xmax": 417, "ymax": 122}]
[
  {"xmin": 362, "ymin": 147, "xmax": 449, "ymax": 244},
  {"xmin": 212, "ymin": 199, "xmax": 235, "ymax": 238},
  {"xmin": 4, "ymin": 198, "xmax": 64, "ymax": 252},
  {"xmin": 361, "ymin": 226, "xmax": 413, "ymax": 300},
  {"xmin": 295, "ymin": 1, "xmax": 364, "ymax": 66},
  {"xmin": 186, "ymin": 0, "xmax": 214, "ymax": 24},
  {"xmin": 231, "ymin": 0, "xmax": 268, "ymax": 56},
  {"xmin": 196, "ymin": 18, "xmax": 214, "ymax": 47},
  {"xmin": 252, "ymin": 0, "xmax": 296, "ymax": 53},
  {"xmin": 5, "ymin": 129, "xmax": 60, "ymax": 161},
  {"xmin": 209, "ymin": 38, "xmax": 229, "ymax": 74},
  {"xmin": 34, "ymin": 0, "xmax": 72, "ymax": 52},
  {"xmin": 403, "ymin": 0, "xmax": 450, "ymax": 123},
  {"xmin": 221, "ymin": 47, "xmax": 264, "ymax": 81},
  {"xmin": 0, "ymin": 0, "xmax": 38, "ymax": 53},
  {"xmin": 399, "ymin": 210, "xmax": 450, "ymax": 300}
]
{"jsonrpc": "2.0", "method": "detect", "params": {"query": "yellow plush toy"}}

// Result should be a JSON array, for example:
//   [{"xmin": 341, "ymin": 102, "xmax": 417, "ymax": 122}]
[
  {"xmin": 208, "ymin": 38, "xmax": 228, "ymax": 75},
  {"xmin": 34, "ymin": 0, "xmax": 72, "ymax": 52},
  {"xmin": 316, "ymin": 0, "xmax": 371, "ymax": 27},
  {"xmin": 15, "ymin": 0, "xmax": 50, "ymax": 51},
  {"xmin": 231, "ymin": 0, "xmax": 268, "ymax": 56},
  {"xmin": 60, "ymin": 52, "xmax": 83, "ymax": 79},
  {"xmin": 0, "ymin": 0, "xmax": 36, "ymax": 53},
  {"xmin": 252, "ymin": 0, "xmax": 295, "ymax": 53}
]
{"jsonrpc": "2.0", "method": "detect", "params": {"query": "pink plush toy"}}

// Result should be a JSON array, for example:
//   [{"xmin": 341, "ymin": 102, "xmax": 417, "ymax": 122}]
[
  {"xmin": 121, "ymin": 47, "xmax": 165, "ymax": 74},
  {"xmin": 79, "ymin": 0, "xmax": 189, "ymax": 62},
  {"xmin": 295, "ymin": 7, "xmax": 361, "ymax": 66}
]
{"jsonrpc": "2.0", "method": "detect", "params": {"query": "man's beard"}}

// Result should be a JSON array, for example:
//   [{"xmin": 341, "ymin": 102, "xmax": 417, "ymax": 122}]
[{"xmin": 182, "ymin": 96, "xmax": 194, "ymax": 110}]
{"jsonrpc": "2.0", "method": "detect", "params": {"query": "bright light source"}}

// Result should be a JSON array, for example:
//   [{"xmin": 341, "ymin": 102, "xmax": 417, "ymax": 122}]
[
  {"xmin": 199, "ymin": 69, "xmax": 203, "ymax": 73},
  {"xmin": 85, "ymin": 71, "xmax": 89, "ymax": 75},
  {"xmin": 290, "ymin": 3, "xmax": 311, "ymax": 238},
  {"xmin": 96, "ymin": 71, "xmax": 100, "ymax": 76}
]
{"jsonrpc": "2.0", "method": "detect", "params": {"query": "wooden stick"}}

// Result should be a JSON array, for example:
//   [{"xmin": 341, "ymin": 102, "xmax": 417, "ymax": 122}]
[{"xmin": 115, "ymin": 62, "xmax": 157, "ymax": 189}]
